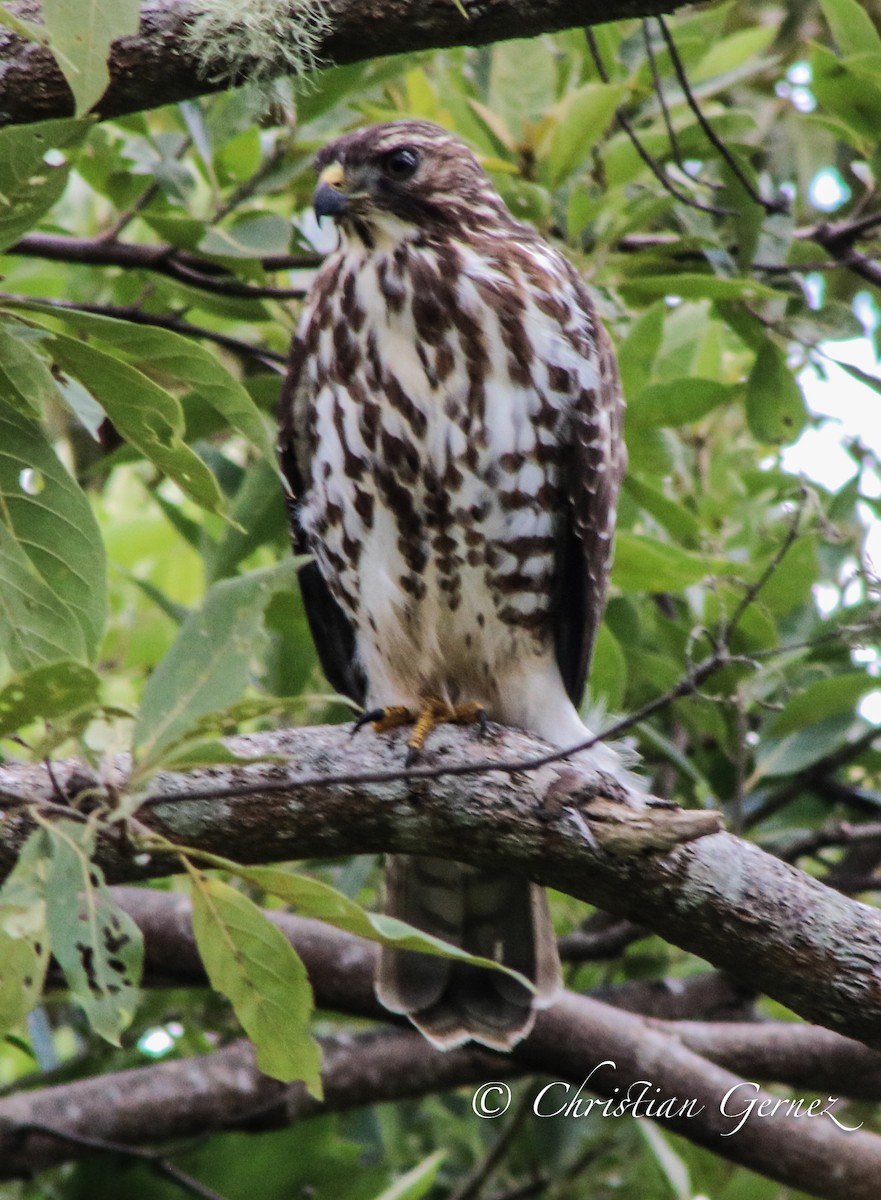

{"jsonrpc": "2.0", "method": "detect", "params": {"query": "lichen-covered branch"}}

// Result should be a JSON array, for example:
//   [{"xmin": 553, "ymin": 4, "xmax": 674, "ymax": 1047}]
[
  {"xmin": 0, "ymin": 0, "xmax": 697, "ymax": 127},
  {"xmin": 2, "ymin": 721, "xmax": 881, "ymax": 1053}
]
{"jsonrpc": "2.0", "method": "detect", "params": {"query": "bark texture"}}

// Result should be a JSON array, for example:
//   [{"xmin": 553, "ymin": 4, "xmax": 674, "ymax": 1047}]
[
  {"xmin": 0, "ymin": 0, "xmax": 697, "ymax": 127},
  {"xmin": 2, "ymin": 722, "xmax": 881, "ymax": 1053}
]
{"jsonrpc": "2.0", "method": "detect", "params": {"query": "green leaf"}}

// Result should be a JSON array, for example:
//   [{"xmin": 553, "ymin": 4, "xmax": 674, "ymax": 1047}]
[
  {"xmin": 0, "ymin": 402, "xmax": 106, "ymax": 668},
  {"xmin": 0, "ymin": 933, "xmax": 47, "ymax": 1038},
  {"xmin": 586, "ymin": 623, "xmax": 627, "ymax": 711},
  {"xmin": 746, "ymin": 341, "xmax": 808, "ymax": 444},
  {"xmin": 488, "ymin": 39, "xmax": 557, "ymax": 139},
  {"xmin": 616, "ymin": 302, "xmax": 665, "ymax": 398},
  {"xmin": 819, "ymin": 0, "xmax": 881, "ymax": 57},
  {"xmin": 692, "ymin": 26, "xmax": 777, "ymax": 82},
  {"xmin": 623, "ymin": 476, "xmax": 702, "ymax": 546},
  {"xmin": 42, "ymin": 819, "xmax": 143, "ymax": 1044},
  {"xmin": 757, "ymin": 537, "xmax": 818, "ymax": 615},
  {"xmin": 627, "ymin": 378, "xmax": 736, "ymax": 429},
  {"xmin": 752, "ymin": 713, "xmax": 856, "ymax": 782},
  {"xmin": 810, "ymin": 44, "xmax": 881, "ymax": 142},
  {"xmin": 768, "ymin": 673, "xmax": 876, "ymax": 737},
  {"xmin": 0, "ymin": 118, "xmax": 91, "ymax": 251},
  {"xmin": 621, "ymin": 274, "xmax": 781, "ymax": 301},
  {"xmin": 199, "ymin": 213, "xmax": 292, "ymax": 257},
  {"xmin": 0, "ymin": 322, "xmax": 61, "ymax": 417},
  {"xmin": 0, "ymin": 829, "xmax": 51, "ymax": 1037},
  {"xmin": 41, "ymin": 0, "xmax": 140, "ymax": 115},
  {"xmin": 189, "ymin": 871, "xmax": 322, "ymax": 1093},
  {"xmin": 188, "ymin": 857, "xmax": 533, "ymax": 992},
  {"xmin": 372, "ymin": 1153, "xmax": 445, "ymax": 1200},
  {"xmin": 13, "ymin": 302, "xmax": 277, "ymax": 467},
  {"xmin": 547, "ymin": 83, "xmax": 627, "ymax": 184},
  {"xmin": 612, "ymin": 533, "xmax": 725, "ymax": 592},
  {"xmin": 132, "ymin": 561, "xmax": 300, "ymax": 774},
  {"xmin": 45, "ymin": 333, "xmax": 228, "ymax": 518},
  {"xmin": 0, "ymin": 660, "xmax": 100, "ymax": 737}
]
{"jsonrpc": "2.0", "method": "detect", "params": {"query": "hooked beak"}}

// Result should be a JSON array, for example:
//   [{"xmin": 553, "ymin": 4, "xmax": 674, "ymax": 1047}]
[{"xmin": 314, "ymin": 161, "xmax": 348, "ymax": 221}]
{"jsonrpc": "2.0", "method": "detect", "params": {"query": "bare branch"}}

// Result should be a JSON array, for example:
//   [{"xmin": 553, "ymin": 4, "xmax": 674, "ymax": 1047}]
[{"xmin": 7, "ymin": 233, "xmax": 312, "ymax": 299}]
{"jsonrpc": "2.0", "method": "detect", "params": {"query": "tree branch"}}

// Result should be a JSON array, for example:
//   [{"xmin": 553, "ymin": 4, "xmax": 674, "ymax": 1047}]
[
  {"xmin": 3, "ymin": 894, "xmax": 881, "ymax": 1199},
  {"xmin": 2, "ymin": 720, "xmax": 881, "ymax": 1051},
  {"xmin": 0, "ymin": 0, "xmax": 698, "ymax": 128}
]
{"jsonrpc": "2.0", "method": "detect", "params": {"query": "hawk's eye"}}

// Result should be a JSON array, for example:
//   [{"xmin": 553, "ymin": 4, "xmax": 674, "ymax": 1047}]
[{"xmin": 383, "ymin": 147, "xmax": 420, "ymax": 182}]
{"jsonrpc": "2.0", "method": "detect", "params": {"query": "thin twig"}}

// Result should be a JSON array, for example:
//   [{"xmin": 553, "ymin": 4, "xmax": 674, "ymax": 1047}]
[
  {"xmin": 8, "ymin": 233, "xmax": 313, "ymax": 300},
  {"xmin": 585, "ymin": 28, "xmax": 730, "ymax": 218},
  {"xmin": 769, "ymin": 819, "xmax": 881, "ymax": 863},
  {"xmin": 656, "ymin": 16, "xmax": 786, "ymax": 215},
  {"xmin": 0, "ymin": 292, "xmax": 286, "ymax": 367},
  {"xmin": 450, "ymin": 1090, "xmax": 534, "ymax": 1200},
  {"xmin": 12, "ymin": 1123, "xmax": 229, "ymax": 1200}
]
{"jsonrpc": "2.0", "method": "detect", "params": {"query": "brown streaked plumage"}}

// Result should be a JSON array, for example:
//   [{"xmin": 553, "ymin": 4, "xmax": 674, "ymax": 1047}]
[{"xmin": 279, "ymin": 120, "xmax": 628, "ymax": 1051}]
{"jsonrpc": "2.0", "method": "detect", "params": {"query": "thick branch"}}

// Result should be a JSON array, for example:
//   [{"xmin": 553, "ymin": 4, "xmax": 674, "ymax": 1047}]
[
  {"xmin": 2, "ymin": 722, "xmax": 881, "ymax": 1053},
  {"xmin": 3, "ymin": 894, "xmax": 881, "ymax": 1199},
  {"xmin": 0, "ymin": 0, "xmax": 697, "ymax": 128}
]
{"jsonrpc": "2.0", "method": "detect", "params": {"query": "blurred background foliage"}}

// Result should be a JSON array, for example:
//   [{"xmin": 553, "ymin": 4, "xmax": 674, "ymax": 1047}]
[{"xmin": 0, "ymin": 0, "xmax": 880, "ymax": 1196}]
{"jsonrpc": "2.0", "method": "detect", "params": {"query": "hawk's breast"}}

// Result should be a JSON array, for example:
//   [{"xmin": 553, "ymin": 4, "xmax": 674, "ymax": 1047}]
[{"xmin": 297, "ymin": 236, "xmax": 599, "ymax": 706}]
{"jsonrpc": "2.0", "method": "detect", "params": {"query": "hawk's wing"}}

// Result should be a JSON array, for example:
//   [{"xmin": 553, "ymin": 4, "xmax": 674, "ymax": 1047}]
[
  {"xmin": 278, "ymin": 333, "xmax": 366, "ymax": 706},
  {"xmin": 553, "ymin": 291, "xmax": 626, "ymax": 706}
]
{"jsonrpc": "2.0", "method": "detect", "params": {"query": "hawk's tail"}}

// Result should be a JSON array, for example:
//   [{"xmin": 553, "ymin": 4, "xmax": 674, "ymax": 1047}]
[{"xmin": 375, "ymin": 855, "xmax": 562, "ymax": 1051}]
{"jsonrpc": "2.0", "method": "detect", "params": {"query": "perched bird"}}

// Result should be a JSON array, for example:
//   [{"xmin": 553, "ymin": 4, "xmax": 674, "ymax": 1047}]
[{"xmin": 279, "ymin": 120, "xmax": 627, "ymax": 1050}]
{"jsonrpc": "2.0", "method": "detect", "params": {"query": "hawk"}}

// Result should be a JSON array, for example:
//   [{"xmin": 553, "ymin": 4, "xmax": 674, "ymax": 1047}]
[{"xmin": 279, "ymin": 120, "xmax": 627, "ymax": 1051}]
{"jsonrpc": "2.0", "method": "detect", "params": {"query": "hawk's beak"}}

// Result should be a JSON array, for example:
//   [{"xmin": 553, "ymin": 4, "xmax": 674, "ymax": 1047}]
[{"xmin": 314, "ymin": 162, "xmax": 348, "ymax": 221}]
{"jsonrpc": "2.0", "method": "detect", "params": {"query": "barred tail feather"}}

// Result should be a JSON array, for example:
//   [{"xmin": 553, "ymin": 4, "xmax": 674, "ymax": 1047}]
[{"xmin": 376, "ymin": 855, "xmax": 561, "ymax": 1051}]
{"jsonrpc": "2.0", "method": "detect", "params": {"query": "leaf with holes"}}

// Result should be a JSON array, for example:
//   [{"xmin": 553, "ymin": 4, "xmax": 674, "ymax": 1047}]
[
  {"xmin": 0, "ymin": 402, "xmax": 106, "ymax": 668},
  {"xmin": 41, "ymin": 0, "xmax": 140, "ymax": 115},
  {"xmin": 189, "ymin": 871, "xmax": 322, "ymax": 1093},
  {"xmin": 0, "ymin": 660, "xmax": 100, "ymax": 738},
  {"xmin": 43, "ymin": 820, "xmax": 144, "ymax": 1044},
  {"xmin": 0, "ymin": 119, "xmax": 92, "ymax": 251},
  {"xmin": 0, "ymin": 829, "xmax": 51, "ymax": 1037},
  {"xmin": 0, "ymin": 933, "xmax": 48, "ymax": 1038},
  {"xmin": 45, "ymin": 333, "xmax": 228, "ymax": 518}
]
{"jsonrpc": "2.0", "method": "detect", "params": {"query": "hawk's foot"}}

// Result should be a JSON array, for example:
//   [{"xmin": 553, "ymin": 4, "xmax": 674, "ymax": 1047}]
[
  {"xmin": 407, "ymin": 698, "xmax": 488, "ymax": 766},
  {"xmin": 352, "ymin": 699, "xmax": 488, "ymax": 764},
  {"xmin": 352, "ymin": 705, "xmax": 412, "ymax": 735}
]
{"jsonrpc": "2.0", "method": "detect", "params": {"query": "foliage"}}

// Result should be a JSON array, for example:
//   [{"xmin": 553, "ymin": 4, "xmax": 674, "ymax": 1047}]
[{"xmin": 0, "ymin": 0, "xmax": 880, "ymax": 1196}]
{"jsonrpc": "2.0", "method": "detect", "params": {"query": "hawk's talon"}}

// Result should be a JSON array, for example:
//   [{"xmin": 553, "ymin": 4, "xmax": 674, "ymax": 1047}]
[
  {"xmin": 352, "ymin": 707, "xmax": 387, "ymax": 736},
  {"xmin": 475, "ymin": 707, "xmax": 489, "ymax": 740}
]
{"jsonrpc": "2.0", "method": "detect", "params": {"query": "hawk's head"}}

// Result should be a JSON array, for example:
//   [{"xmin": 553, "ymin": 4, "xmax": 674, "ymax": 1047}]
[{"xmin": 312, "ymin": 120, "xmax": 509, "ymax": 248}]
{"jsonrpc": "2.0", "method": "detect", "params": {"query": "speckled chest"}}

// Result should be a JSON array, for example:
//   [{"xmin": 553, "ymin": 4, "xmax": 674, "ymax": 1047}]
[{"xmin": 294, "ymin": 235, "xmax": 599, "ymax": 652}]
